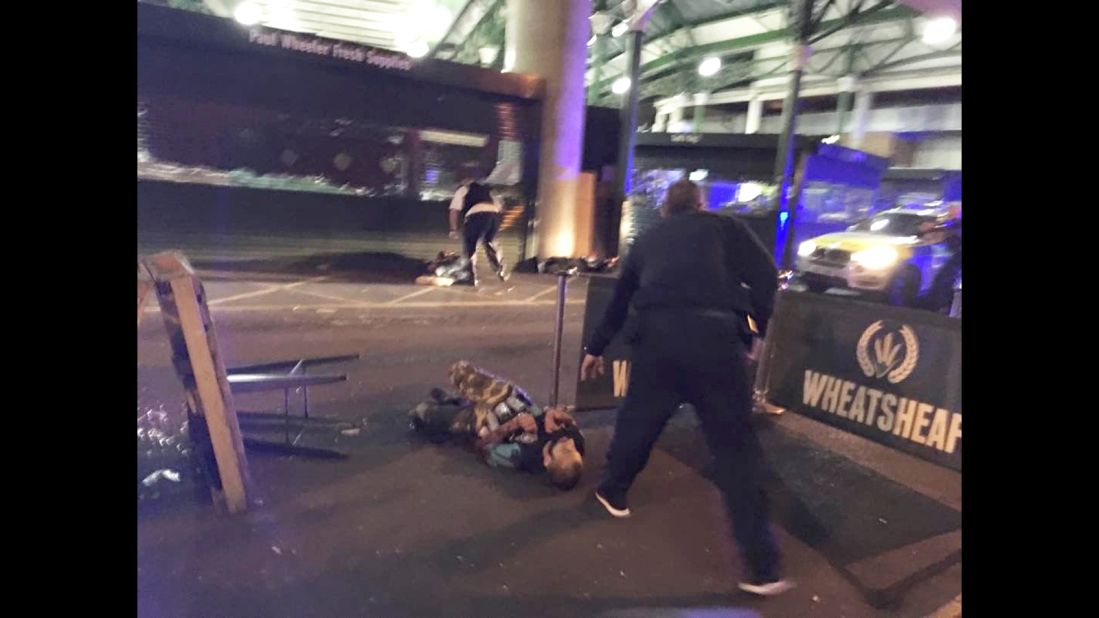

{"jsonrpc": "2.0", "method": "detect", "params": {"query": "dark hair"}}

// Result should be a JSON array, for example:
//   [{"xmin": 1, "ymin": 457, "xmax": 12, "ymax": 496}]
[
  {"xmin": 663, "ymin": 179, "xmax": 702, "ymax": 214},
  {"xmin": 547, "ymin": 458, "xmax": 583, "ymax": 491}
]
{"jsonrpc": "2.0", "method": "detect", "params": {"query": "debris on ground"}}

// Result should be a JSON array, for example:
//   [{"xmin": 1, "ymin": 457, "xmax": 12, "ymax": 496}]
[
  {"xmin": 141, "ymin": 469, "xmax": 182, "ymax": 486},
  {"xmin": 417, "ymin": 252, "xmax": 471, "ymax": 286},
  {"xmin": 416, "ymin": 275, "xmax": 455, "ymax": 287},
  {"xmin": 138, "ymin": 405, "xmax": 202, "ymax": 503},
  {"xmin": 539, "ymin": 256, "xmax": 618, "ymax": 274}
]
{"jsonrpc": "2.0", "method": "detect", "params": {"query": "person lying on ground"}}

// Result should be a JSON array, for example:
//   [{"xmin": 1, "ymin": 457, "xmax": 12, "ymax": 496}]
[
  {"xmin": 448, "ymin": 359, "xmax": 535, "ymax": 436},
  {"xmin": 409, "ymin": 362, "xmax": 585, "ymax": 490},
  {"xmin": 409, "ymin": 392, "xmax": 585, "ymax": 490},
  {"xmin": 473, "ymin": 406, "xmax": 585, "ymax": 490}
]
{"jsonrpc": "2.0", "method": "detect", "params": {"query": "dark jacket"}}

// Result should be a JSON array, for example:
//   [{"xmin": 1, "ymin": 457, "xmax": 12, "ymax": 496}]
[
  {"xmin": 461, "ymin": 182, "xmax": 495, "ymax": 217},
  {"xmin": 585, "ymin": 210, "xmax": 778, "ymax": 356}
]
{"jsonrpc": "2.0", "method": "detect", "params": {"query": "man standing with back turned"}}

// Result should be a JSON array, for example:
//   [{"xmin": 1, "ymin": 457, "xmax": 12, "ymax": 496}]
[{"xmin": 579, "ymin": 179, "xmax": 791, "ymax": 596}]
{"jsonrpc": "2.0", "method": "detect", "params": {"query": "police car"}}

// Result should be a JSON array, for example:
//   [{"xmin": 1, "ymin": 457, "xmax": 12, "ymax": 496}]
[{"xmin": 794, "ymin": 206, "xmax": 959, "ymax": 306}]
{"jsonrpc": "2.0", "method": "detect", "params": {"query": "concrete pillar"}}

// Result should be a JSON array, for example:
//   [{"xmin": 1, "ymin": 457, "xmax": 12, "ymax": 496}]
[
  {"xmin": 652, "ymin": 110, "xmax": 668, "ymax": 132},
  {"xmin": 588, "ymin": 33, "xmax": 607, "ymax": 105},
  {"xmin": 745, "ymin": 90, "xmax": 762, "ymax": 134},
  {"xmin": 505, "ymin": 0, "xmax": 592, "ymax": 259},
  {"xmin": 668, "ymin": 105, "xmax": 685, "ymax": 132},
  {"xmin": 851, "ymin": 89, "xmax": 873, "ymax": 149}
]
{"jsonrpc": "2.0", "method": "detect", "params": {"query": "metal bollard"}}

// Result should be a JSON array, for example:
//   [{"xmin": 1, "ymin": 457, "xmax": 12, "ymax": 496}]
[
  {"xmin": 549, "ymin": 268, "xmax": 577, "ymax": 407},
  {"xmin": 949, "ymin": 277, "xmax": 962, "ymax": 318}
]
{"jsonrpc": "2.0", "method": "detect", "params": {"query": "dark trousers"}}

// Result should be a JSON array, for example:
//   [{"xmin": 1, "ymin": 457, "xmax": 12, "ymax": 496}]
[
  {"xmin": 601, "ymin": 308, "xmax": 781, "ymax": 581},
  {"xmin": 410, "ymin": 402, "xmax": 476, "ymax": 444},
  {"xmin": 920, "ymin": 246, "xmax": 961, "ymax": 312},
  {"xmin": 462, "ymin": 212, "xmax": 504, "ymax": 278}
]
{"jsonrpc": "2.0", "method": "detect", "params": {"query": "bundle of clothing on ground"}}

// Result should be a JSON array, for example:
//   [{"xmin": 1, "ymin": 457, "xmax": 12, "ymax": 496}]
[
  {"xmin": 510, "ymin": 256, "xmax": 619, "ymax": 275},
  {"xmin": 408, "ymin": 361, "xmax": 586, "ymax": 490},
  {"xmin": 415, "ymin": 251, "xmax": 472, "ymax": 287}
]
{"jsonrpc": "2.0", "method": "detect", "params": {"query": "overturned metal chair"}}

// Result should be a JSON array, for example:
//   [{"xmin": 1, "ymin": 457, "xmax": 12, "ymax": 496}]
[
  {"xmin": 227, "ymin": 354, "xmax": 359, "ymax": 458},
  {"xmin": 142, "ymin": 251, "xmax": 359, "ymax": 470}
]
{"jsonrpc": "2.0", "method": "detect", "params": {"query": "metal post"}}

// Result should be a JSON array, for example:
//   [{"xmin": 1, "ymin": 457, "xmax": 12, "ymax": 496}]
[
  {"xmin": 613, "ymin": 29, "xmax": 644, "ymax": 204},
  {"xmin": 835, "ymin": 48, "xmax": 858, "ymax": 134},
  {"xmin": 590, "ymin": 41, "xmax": 605, "ymax": 105},
  {"xmin": 284, "ymin": 388, "xmax": 290, "ymax": 445},
  {"xmin": 836, "ymin": 86, "xmax": 854, "ymax": 134},
  {"xmin": 745, "ymin": 93, "xmax": 762, "ymax": 134},
  {"xmin": 775, "ymin": 0, "xmax": 816, "ymax": 271},
  {"xmin": 692, "ymin": 91, "xmax": 709, "ymax": 131},
  {"xmin": 549, "ymin": 269, "xmax": 574, "ymax": 406},
  {"xmin": 590, "ymin": 0, "xmax": 607, "ymax": 105}
]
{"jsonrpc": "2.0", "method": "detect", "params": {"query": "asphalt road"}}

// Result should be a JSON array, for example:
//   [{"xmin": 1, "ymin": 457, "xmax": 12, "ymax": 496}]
[{"xmin": 137, "ymin": 258, "xmax": 961, "ymax": 618}]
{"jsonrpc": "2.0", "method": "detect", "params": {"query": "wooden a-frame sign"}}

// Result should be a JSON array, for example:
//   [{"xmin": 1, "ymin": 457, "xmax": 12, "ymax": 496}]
[{"xmin": 142, "ymin": 252, "xmax": 254, "ymax": 513}]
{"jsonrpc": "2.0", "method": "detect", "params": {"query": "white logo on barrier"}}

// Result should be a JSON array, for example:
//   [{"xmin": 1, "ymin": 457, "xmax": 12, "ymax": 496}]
[{"xmin": 856, "ymin": 321, "xmax": 919, "ymax": 384}]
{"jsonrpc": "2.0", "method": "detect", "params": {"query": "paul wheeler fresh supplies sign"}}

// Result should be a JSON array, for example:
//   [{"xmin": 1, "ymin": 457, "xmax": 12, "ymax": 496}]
[
  {"xmin": 248, "ymin": 29, "xmax": 415, "ymax": 71},
  {"xmin": 761, "ymin": 292, "xmax": 962, "ymax": 470}
]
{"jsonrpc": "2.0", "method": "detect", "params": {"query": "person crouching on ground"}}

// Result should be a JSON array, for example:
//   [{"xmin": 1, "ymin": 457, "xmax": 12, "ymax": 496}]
[{"xmin": 448, "ymin": 175, "xmax": 508, "ymax": 285}]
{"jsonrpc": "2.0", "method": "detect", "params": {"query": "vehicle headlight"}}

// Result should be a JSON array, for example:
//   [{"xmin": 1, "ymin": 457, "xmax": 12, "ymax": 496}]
[
  {"xmin": 797, "ymin": 241, "xmax": 817, "ymax": 257},
  {"xmin": 851, "ymin": 247, "xmax": 899, "ymax": 270}
]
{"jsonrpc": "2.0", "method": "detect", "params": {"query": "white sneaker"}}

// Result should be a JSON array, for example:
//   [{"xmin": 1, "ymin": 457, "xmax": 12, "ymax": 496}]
[
  {"xmin": 595, "ymin": 490, "xmax": 631, "ymax": 518},
  {"xmin": 738, "ymin": 579, "xmax": 795, "ymax": 596}
]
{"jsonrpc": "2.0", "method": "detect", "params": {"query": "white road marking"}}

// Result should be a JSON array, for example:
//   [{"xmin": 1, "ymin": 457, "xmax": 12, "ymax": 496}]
[
  {"xmin": 145, "ymin": 299, "xmax": 585, "ymax": 313},
  {"xmin": 522, "ymin": 285, "xmax": 560, "ymax": 303},
  {"xmin": 289, "ymin": 287, "xmax": 366, "ymax": 303},
  {"xmin": 384, "ymin": 287, "xmax": 439, "ymax": 305},
  {"xmin": 207, "ymin": 276, "xmax": 329, "ymax": 306}
]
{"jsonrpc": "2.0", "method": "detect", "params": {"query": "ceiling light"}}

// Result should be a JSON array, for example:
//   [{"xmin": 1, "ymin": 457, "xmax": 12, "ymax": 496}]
[
  {"xmin": 234, "ymin": 2, "xmax": 263, "ymax": 26},
  {"xmin": 407, "ymin": 40, "xmax": 430, "ymax": 58},
  {"xmin": 478, "ymin": 46, "xmax": 499, "ymax": 66},
  {"xmin": 698, "ymin": 56, "xmax": 721, "ymax": 77},
  {"xmin": 921, "ymin": 15, "xmax": 957, "ymax": 45},
  {"xmin": 428, "ymin": 5, "xmax": 453, "ymax": 40}
]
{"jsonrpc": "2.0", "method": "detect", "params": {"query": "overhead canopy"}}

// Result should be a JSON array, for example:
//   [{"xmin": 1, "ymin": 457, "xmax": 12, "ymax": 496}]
[
  {"xmin": 430, "ymin": 0, "xmax": 961, "ymax": 107},
  {"xmin": 170, "ymin": 0, "xmax": 959, "ymax": 108}
]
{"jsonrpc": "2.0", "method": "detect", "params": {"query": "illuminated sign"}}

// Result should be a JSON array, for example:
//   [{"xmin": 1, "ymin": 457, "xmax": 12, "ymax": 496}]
[
  {"xmin": 670, "ymin": 133, "xmax": 703, "ymax": 144},
  {"xmin": 248, "ymin": 29, "xmax": 414, "ymax": 71}
]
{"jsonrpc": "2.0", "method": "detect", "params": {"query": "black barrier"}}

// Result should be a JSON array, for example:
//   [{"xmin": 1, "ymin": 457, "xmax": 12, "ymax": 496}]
[
  {"xmin": 575, "ymin": 276, "xmax": 631, "ymax": 411},
  {"xmin": 575, "ymin": 279, "xmax": 962, "ymax": 472},
  {"xmin": 574, "ymin": 275, "xmax": 759, "ymax": 411},
  {"xmin": 757, "ymin": 290, "xmax": 961, "ymax": 470}
]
